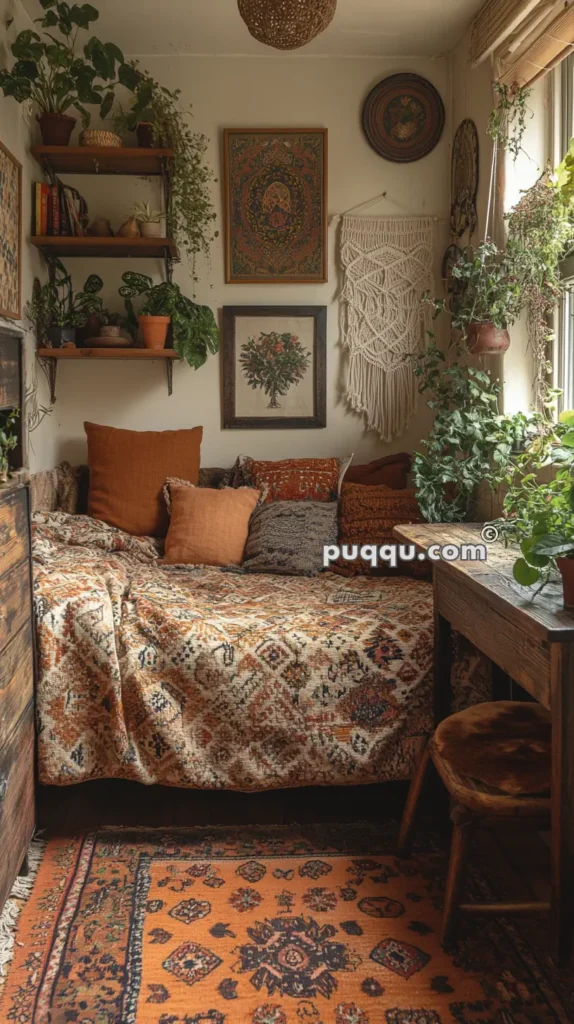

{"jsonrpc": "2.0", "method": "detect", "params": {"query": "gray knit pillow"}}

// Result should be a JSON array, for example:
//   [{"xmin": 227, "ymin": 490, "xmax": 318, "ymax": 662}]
[{"xmin": 243, "ymin": 501, "xmax": 338, "ymax": 576}]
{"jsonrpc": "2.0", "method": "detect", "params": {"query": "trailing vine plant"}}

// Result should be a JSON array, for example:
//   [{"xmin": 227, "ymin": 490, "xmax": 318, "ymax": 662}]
[{"xmin": 487, "ymin": 81, "xmax": 532, "ymax": 159}]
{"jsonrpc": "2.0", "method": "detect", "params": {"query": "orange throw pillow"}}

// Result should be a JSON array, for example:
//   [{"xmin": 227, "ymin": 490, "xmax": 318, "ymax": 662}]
[
  {"xmin": 244, "ymin": 456, "xmax": 349, "ymax": 503},
  {"xmin": 162, "ymin": 486, "xmax": 261, "ymax": 566},
  {"xmin": 85, "ymin": 422, "xmax": 203, "ymax": 537}
]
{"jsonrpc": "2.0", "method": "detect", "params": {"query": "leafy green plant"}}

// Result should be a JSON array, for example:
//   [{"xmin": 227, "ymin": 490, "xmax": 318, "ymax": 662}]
[
  {"xmin": 131, "ymin": 201, "xmax": 161, "ymax": 224},
  {"xmin": 114, "ymin": 73, "xmax": 216, "ymax": 265},
  {"xmin": 492, "ymin": 408, "xmax": 574, "ymax": 587},
  {"xmin": 100, "ymin": 309, "xmax": 129, "ymax": 329},
  {"xmin": 412, "ymin": 338, "xmax": 534, "ymax": 523},
  {"xmin": 25, "ymin": 261, "xmax": 103, "ymax": 341},
  {"xmin": 487, "ymin": 82, "xmax": 532, "ymax": 160},
  {"xmin": 0, "ymin": 409, "xmax": 19, "ymax": 482},
  {"xmin": 240, "ymin": 331, "xmax": 311, "ymax": 409},
  {"xmin": 118, "ymin": 272, "xmax": 218, "ymax": 369},
  {"xmin": 0, "ymin": 0, "xmax": 139, "ymax": 126},
  {"xmin": 447, "ymin": 241, "xmax": 523, "ymax": 331}
]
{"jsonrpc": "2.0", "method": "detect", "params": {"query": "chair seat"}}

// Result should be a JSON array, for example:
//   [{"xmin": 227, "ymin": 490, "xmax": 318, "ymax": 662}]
[{"xmin": 433, "ymin": 701, "xmax": 551, "ymax": 799}]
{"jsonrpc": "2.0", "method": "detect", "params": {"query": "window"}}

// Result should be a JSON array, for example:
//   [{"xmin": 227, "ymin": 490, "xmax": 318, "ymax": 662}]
[{"xmin": 555, "ymin": 55, "xmax": 574, "ymax": 411}]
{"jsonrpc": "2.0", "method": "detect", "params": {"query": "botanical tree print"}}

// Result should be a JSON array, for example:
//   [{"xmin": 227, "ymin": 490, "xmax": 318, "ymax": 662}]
[{"xmin": 240, "ymin": 330, "xmax": 311, "ymax": 409}]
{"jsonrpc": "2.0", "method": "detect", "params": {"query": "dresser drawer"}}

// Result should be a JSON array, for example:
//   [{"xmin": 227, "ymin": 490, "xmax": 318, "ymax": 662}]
[
  {"xmin": 0, "ymin": 704, "xmax": 35, "ymax": 911},
  {"xmin": 0, "ymin": 560, "xmax": 31, "ymax": 652},
  {"xmin": 0, "ymin": 489, "xmax": 29, "ymax": 578},
  {"xmin": 0, "ymin": 626, "xmax": 33, "ymax": 750}
]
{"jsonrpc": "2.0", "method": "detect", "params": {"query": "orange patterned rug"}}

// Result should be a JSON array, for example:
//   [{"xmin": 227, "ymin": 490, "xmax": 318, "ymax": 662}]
[{"xmin": 0, "ymin": 824, "xmax": 571, "ymax": 1023}]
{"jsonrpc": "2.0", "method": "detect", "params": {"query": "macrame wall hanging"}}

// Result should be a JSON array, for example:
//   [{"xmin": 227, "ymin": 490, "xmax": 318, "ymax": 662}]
[{"xmin": 340, "ymin": 214, "xmax": 434, "ymax": 442}]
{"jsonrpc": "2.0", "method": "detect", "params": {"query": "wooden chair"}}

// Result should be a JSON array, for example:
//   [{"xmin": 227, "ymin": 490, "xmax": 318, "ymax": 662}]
[{"xmin": 398, "ymin": 700, "xmax": 552, "ymax": 948}]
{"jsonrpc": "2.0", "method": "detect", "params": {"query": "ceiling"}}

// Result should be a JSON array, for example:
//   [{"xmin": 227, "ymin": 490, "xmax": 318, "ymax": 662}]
[{"xmin": 21, "ymin": 0, "xmax": 485, "ymax": 57}]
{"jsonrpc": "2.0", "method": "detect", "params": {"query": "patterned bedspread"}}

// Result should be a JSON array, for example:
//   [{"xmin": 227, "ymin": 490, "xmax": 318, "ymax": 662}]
[{"xmin": 33, "ymin": 512, "xmax": 488, "ymax": 791}]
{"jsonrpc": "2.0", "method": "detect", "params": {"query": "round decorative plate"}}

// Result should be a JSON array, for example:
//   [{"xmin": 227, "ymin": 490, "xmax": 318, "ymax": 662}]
[{"xmin": 362, "ymin": 73, "xmax": 445, "ymax": 163}]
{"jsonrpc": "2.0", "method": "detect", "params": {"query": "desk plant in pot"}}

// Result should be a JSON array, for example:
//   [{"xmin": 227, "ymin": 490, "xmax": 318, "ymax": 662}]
[
  {"xmin": 119, "ymin": 271, "xmax": 219, "ymax": 366},
  {"xmin": 0, "ymin": 1, "xmax": 139, "ymax": 145},
  {"xmin": 494, "ymin": 410, "xmax": 574, "ymax": 607}
]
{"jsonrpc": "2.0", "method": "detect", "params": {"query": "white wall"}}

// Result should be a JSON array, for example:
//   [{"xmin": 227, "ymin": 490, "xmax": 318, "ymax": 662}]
[
  {"xmin": 34, "ymin": 54, "xmax": 450, "ymax": 470},
  {"xmin": 1, "ymin": 0, "xmax": 57, "ymax": 470}
]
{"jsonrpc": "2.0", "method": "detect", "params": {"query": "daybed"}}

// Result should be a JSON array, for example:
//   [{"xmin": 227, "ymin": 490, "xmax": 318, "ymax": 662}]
[{"xmin": 30, "ymin": 465, "xmax": 488, "ymax": 791}]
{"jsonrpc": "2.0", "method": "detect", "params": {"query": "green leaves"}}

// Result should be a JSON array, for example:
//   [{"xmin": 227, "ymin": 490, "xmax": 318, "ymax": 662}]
[
  {"xmin": 11, "ymin": 30, "xmax": 43, "ymax": 60},
  {"xmin": 513, "ymin": 559, "xmax": 541, "ymax": 586}
]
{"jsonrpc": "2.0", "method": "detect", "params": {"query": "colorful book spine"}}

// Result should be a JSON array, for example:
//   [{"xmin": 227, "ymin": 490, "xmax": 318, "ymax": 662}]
[
  {"xmin": 34, "ymin": 183, "xmax": 42, "ymax": 235},
  {"xmin": 50, "ymin": 184, "xmax": 60, "ymax": 236},
  {"xmin": 59, "ymin": 184, "xmax": 71, "ymax": 236},
  {"xmin": 40, "ymin": 183, "xmax": 50, "ymax": 235}
]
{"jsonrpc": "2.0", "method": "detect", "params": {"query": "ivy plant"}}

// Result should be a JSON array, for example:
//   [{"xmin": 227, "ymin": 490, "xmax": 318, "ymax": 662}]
[
  {"xmin": 0, "ymin": 0, "xmax": 139, "ymax": 126},
  {"xmin": 118, "ymin": 272, "xmax": 218, "ymax": 369},
  {"xmin": 487, "ymin": 81, "xmax": 532, "ymax": 160}
]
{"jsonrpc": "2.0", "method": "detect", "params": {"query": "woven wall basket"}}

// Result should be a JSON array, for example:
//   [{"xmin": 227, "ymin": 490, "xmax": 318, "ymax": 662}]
[{"xmin": 237, "ymin": 0, "xmax": 337, "ymax": 50}]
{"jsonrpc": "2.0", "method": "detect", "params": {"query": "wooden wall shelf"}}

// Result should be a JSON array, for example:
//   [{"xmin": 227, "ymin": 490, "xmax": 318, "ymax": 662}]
[
  {"xmin": 36, "ymin": 347, "xmax": 181, "ymax": 402},
  {"xmin": 31, "ymin": 145, "xmax": 174, "ymax": 176},
  {"xmin": 31, "ymin": 236, "xmax": 178, "ymax": 259}
]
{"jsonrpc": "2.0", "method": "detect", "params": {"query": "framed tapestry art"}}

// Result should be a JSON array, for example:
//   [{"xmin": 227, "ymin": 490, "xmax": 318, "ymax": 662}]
[
  {"xmin": 223, "ymin": 128, "xmax": 327, "ymax": 284},
  {"xmin": 222, "ymin": 306, "xmax": 326, "ymax": 429},
  {"xmin": 0, "ymin": 140, "xmax": 22, "ymax": 320}
]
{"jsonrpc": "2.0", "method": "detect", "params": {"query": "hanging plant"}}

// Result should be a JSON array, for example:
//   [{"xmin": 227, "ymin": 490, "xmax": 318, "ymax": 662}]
[
  {"xmin": 487, "ymin": 81, "xmax": 532, "ymax": 160},
  {"xmin": 113, "ymin": 71, "xmax": 216, "ymax": 269}
]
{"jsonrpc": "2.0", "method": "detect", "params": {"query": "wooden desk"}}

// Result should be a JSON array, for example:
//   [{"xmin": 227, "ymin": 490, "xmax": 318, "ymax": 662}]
[{"xmin": 393, "ymin": 522, "xmax": 574, "ymax": 965}]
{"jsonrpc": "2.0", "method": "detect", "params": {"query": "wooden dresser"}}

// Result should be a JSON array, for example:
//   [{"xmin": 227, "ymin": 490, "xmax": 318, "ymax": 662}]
[{"xmin": 0, "ymin": 328, "xmax": 35, "ymax": 913}]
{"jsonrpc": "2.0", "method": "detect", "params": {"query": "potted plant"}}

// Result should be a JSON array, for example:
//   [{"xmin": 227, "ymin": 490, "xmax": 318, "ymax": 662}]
[
  {"xmin": 493, "ymin": 409, "xmax": 574, "ymax": 607},
  {"xmin": 412, "ymin": 337, "xmax": 529, "ymax": 522},
  {"xmin": 0, "ymin": 409, "xmax": 19, "ymax": 484},
  {"xmin": 449, "ymin": 241, "xmax": 523, "ymax": 354},
  {"xmin": 0, "ymin": 0, "xmax": 139, "ymax": 145},
  {"xmin": 113, "ymin": 74, "xmax": 216, "ymax": 265},
  {"xmin": 119, "ymin": 271, "xmax": 219, "ymax": 365},
  {"xmin": 25, "ymin": 263, "xmax": 104, "ymax": 347},
  {"xmin": 100, "ymin": 310, "xmax": 130, "ymax": 340},
  {"xmin": 131, "ymin": 201, "xmax": 163, "ymax": 238}
]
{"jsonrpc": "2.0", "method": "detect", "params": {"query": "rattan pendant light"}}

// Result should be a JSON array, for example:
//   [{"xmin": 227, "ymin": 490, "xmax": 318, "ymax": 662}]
[{"xmin": 237, "ymin": 0, "xmax": 337, "ymax": 50}]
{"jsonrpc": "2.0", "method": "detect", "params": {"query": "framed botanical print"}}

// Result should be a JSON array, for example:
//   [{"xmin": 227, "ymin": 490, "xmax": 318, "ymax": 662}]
[
  {"xmin": 222, "ymin": 306, "xmax": 327, "ymax": 429},
  {"xmin": 223, "ymin": 128, "xmax": 327, "ymax": 284},
  {"xmin": 0, "ymin": 139, "xmax": 22, "ymax": 320}
]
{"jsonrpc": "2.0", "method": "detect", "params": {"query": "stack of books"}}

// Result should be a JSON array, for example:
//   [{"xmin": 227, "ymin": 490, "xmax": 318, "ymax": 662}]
[{"xmin": 33, "ymin": 182, "xmax": 88, "ymax": 236}]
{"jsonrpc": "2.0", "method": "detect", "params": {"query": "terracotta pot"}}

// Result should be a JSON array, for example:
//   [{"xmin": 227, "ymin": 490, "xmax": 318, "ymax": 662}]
[
  {"xmin": 466, "ymin": 322, "xmax": 510, "ymax": 355},
  {"xmin": 136, "ymin": 122, "xmax": 155, "ymax": 147},
  {"xmin": 138, "ymin": 221, "xmax": 162, "ymax": 238},
  {"xmin": 37, "ymin": 112, "xmax": 76, "ymax": 146},
  {"xmin": 138, "ymin": 315, "xmax": 170, "ymax": 349},
  {"xmin": 557, "ymin": 558, "xmax": 574, "ymax": 610}
]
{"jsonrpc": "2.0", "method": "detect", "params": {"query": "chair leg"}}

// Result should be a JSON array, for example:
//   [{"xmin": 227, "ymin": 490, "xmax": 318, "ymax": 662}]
[
  {"xmin": 442, "ymin": 819, "xmax": 473, "ymax": 950},
  {"xmin": 398, "ymin": 743, "xmax": 432, "ymax": 858}
]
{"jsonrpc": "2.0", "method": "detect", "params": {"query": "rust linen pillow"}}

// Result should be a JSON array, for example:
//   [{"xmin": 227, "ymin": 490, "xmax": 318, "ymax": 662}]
[
  {"xmin": 334, "ymin": 482, "xmax": 423, "ymax": 577},
  {"xmin": 162, "ymin": 485, "xmax": 261, "ymax": 566},
  {"xmin": 237, "ymin": 455, "xmax": 352, "ymax": 503},
  {"xmin": 85, "ymin": 422, "xmax": 203, "ymax": 537}
]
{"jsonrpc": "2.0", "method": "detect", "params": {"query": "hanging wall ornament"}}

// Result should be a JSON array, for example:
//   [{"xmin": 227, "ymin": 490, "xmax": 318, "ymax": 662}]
[
  {"xmin": 362, "ymin": 74, "xmax": 445, "ymax": 163},
  {"xmin": 340, "ymin": 215, "xmax": 434, "ymax": 442},
  {"xmin": 237, "ymin": 0, "xmax": 337, "ymax": 50},
  {"xmin": 450, "ymin": 119, "xmax": 479, "ymax": 238}
]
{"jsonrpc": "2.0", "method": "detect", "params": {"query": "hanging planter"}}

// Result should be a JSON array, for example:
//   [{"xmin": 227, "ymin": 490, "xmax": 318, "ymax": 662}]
[
  {"xmin": 466, "ymin": 323, "xmax": 510, "ymax": 355},
  {"xmin": 237, "ymin": 0, "xmax": 337, "ymax": 49}
]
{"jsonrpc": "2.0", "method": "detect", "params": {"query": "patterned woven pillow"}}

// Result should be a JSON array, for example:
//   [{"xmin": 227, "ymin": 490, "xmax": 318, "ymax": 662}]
[
  {"xmin": 334, "ymin": 482, "xmax": 424, "ymax": 577},
  {"xmin": 243, "ymin": 501, "xmax": 338, "ymax": 576},
  {"xmin": 227, "ymin": 455, "xmax": 353, "ymax": 503}
]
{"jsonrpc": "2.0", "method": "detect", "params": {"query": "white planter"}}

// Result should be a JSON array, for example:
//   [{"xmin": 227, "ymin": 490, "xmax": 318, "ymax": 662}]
[{"xmin": 138, "ymin": 221, "xmax": 162, "ymax": 238}]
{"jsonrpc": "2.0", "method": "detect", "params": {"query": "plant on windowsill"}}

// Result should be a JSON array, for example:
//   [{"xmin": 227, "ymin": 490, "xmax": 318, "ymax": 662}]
[
  {"xmin": 118, "ymin": 271, "xmax": 219, "ymax": 365},
  {"xmin": 25, "ymin": 262, "xmax": 104, "ymax": 347},
  {"xmin": 0, "ymin": 409, "xmax": 20, "ymax": 484},
  {"xmin": 112, "ymin": 73, "xmax": 217, "ymax": 269},
  {"xmin": 0, "ymin": 0, "xmax": 139, "ymax": 145}
]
